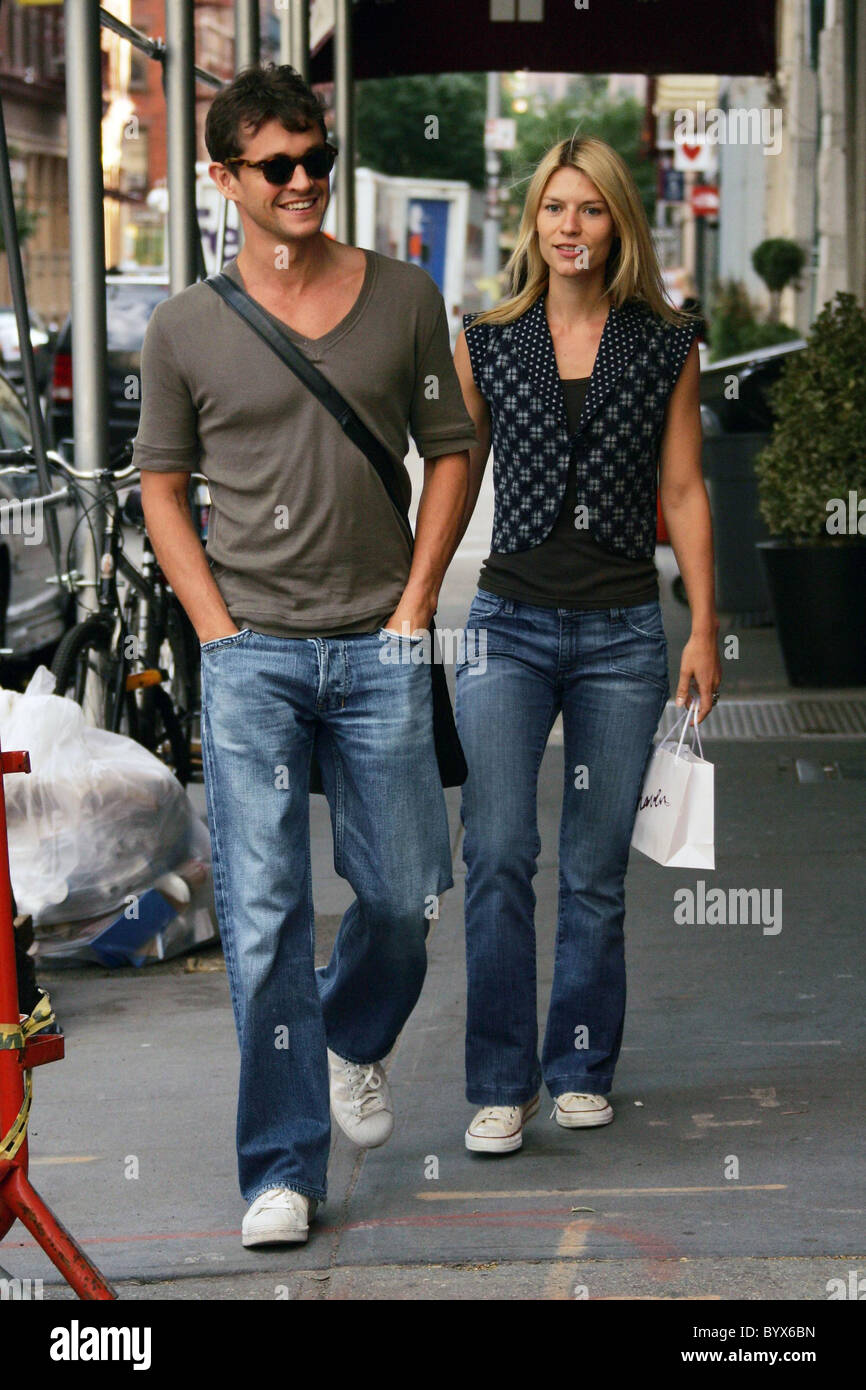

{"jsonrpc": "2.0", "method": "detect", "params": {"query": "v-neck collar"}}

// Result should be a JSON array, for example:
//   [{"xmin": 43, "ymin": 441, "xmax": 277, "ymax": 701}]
[
  {"xmin": 511, "ymin": 293, "xmax": 644, "ymax": 437},
  {"xmin": 222, "ymin": 249, "xmax": 376, "ymax": 355}
]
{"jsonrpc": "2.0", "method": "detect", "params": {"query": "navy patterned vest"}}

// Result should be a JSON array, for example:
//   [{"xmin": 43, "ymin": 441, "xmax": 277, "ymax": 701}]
[{"xmin": 463, "ymin": 295, "xmax": 697, "ymax": 560}]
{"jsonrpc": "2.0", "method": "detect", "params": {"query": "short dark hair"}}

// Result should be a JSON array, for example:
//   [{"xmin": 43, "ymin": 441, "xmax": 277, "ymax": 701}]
[{"xmin": 205, "ymin": 63, "xmax": 328, "ymax": 165}]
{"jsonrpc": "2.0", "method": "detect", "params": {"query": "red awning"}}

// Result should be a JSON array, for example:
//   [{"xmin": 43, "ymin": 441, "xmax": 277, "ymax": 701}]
[{"xmin": 311, "ymin": 0, "xmax": 777, "ymax": 81}]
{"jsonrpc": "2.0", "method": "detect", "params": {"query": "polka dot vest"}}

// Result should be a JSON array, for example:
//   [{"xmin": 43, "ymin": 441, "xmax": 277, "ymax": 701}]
[{"xmin": 463, "ymin": 294, "xmax": 698, "ymax": 559}]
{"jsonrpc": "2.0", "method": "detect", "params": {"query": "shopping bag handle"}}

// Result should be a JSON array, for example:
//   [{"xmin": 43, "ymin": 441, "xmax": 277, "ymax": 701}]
[{"xmin": 658, "ymin": 699, "xmax": 704, "ymax": 761}]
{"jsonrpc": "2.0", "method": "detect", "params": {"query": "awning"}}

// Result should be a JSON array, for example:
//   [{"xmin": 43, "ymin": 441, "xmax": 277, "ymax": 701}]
[{"xmin": 310, "ymin": 0, "xmax": 777, "ymax": 82}]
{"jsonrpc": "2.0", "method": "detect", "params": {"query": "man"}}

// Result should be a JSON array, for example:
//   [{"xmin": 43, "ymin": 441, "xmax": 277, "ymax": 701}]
[{"xmin": 135, "ymin": 65, "xmax": 475, "ymax": 1247}]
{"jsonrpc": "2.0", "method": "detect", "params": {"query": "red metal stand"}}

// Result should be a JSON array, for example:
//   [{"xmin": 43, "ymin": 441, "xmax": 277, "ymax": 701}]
[{"xmin": 0, "ymin": 737, "xmax": 116, "ymax": 1299}]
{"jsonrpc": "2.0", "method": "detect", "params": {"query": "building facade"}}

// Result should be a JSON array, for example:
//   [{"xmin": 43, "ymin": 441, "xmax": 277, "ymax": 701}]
[
  {"xmin": 0, "ymin": 1, "xmax": 68, "ymax": 322},
  {"xmin": 716, "ymin": 0, "xmax": 864, "ymax": 332}
]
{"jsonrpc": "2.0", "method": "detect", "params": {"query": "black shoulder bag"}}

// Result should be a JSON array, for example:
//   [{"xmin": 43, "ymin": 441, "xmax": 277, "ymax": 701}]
[{"xmin": 204, "ymin": 272, "xmax": 468, "ymax": 793}]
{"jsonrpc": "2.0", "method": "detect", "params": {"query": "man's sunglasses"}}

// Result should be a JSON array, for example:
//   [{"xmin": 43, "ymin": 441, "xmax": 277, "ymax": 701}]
[{"xmin": 224, "ymin": 144, "xmax": 338, "ymax": 185}]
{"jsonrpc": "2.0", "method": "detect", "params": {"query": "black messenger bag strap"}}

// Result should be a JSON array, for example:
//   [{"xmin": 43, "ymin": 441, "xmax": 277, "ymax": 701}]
[
  {"xmin": 204, "ymin": 272, "xmax": 468, "ymax": 791},
  {"xmin": 205, "ymin": 273, "xmax": 412, "ymax": 543}
]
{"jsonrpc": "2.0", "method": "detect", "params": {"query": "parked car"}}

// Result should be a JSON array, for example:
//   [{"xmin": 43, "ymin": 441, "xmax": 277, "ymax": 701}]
[
  {"xmin": 0, "ymin": 306, "xmax": 56, "ymax": 395},
  {"xmin": 0, "ymin": 369, "xmax": 77, "ymax": 658},
  {"xmin": 699, "ymin": 337, "xmax": 806, "ymax": 433},
  {"xmin": 48, "ymin": 274, "xmax": 170, "ymax": 453}
]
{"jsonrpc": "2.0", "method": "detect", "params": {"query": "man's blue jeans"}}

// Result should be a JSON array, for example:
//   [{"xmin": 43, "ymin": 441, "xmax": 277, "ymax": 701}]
[
  {"xmin": 455, "ymin": 591, "xmax": 670, "ymax": 1106},
  {"xmin": 199, "ymin": 626, "xmax": 453, "ymax": 1204}
]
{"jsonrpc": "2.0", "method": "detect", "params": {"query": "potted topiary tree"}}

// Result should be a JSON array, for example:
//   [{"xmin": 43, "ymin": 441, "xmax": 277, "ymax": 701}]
[
  {"xmin": 755, "ymin": 292, "xmax": 866, "ymax": 686},
  {"xmin": 751, "ymin": 238, "xmax": 806, "ymax": 323}
]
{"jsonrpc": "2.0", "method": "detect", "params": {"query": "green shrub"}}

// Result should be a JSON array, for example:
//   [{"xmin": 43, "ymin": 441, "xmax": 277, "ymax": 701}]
[
  {"xmin": 755, "ymin": 292, "xmax": 866, "ymax": 542},
  {"xmin": 709, "ymin": 279, "xmax": 799, "ymax": 361}
]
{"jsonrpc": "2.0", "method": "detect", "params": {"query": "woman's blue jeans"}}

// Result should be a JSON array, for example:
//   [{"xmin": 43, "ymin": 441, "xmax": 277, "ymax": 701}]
[
  {"xmin": 455, "ymin": 591, "xmax": 670, "ymax": 1106},
  {"xmin": 199, "ymin": 626, "xmax": 453, "ymax": 1205}
]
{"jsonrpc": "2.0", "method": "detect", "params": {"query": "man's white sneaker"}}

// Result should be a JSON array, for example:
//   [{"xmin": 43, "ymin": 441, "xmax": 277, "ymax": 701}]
[
  {"xmin": 551, "ymin": 1093, "xmax": 614, "ymax": 1128},
  {"xmin": 465, "ymin": 1095, "xmax": 540, "ymax": 1153},
  {"xmin": 241, "ymin": 1188, "xmax": 316, "ymax": 1247},
  {"xmin": 327, "ymin": 1049, "xmax": 394, "ymax": 1148}
]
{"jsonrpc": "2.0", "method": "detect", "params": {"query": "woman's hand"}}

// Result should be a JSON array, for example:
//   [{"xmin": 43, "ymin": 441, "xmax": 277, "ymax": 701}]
[{"xmin": 675, "ymin": 626, "xmax": 722, "ymax": 724}]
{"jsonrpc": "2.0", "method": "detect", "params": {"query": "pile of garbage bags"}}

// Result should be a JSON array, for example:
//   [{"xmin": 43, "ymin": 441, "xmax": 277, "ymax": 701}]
[{"xmin": 2, "ymin": 667, "xmax": 217, "ymax": 967}]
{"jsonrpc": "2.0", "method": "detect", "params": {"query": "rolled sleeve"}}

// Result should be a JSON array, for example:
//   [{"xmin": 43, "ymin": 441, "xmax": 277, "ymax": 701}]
[{"xmin": 410, "ymin": 298, "xmax": 477, "ymax": 459}]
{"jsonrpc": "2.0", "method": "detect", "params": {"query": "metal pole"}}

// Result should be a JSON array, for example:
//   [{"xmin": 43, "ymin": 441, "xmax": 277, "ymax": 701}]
[
  {"xmin": 483, "ymin": 72, "xmax": 502, "ymax": 308},
  {"xmin": 65, "ymin": 0, "xmax": 109, "ymax": 613},
  {"xmin": 234, "ymin": 0, "xmax": 260, "ymax": 72},
  {"xmin": 278, "ymin": 0, "xmax": 291, "ymax": 64},
  {"xmin": 0, "ymin": 90, "xmax": 63, "ymax": 588},
  {"xmin": 98, "ymin": 8, "xmax": 225, "ymax": 92},
  {"xmin": 292, "ymin": 0, "xmax": 310, "ymax": 81},
  {"xmin": 334, "ymin": 0, "xmax": 354, "ymax": 245},
  {"xmin": 214, "ymin": 187, "xmax": 229, "ymax": 271},
  {"xmin": 165, "ymin": 0, "xmax": 198, "ymax": 294}
]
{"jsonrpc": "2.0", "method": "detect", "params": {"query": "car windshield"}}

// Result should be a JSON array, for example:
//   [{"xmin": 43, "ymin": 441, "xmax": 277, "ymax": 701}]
[{"xmin": 106, "ymin": 283, "xmax": 169, "ymax": 352}]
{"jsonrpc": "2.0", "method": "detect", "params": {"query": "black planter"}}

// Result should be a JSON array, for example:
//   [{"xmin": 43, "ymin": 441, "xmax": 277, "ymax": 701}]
[
  {"xmin": 702, "ymin": 433, "xmax": 773, "ymax": 617},
  {"xmin": 757, "ymin": 540, "xmax": 866, "ymax": 687}
]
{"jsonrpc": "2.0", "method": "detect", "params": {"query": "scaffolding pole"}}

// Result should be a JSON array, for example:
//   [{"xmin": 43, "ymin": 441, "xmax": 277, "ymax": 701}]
[
  {"xmin": 279, "ymin": 0, "xmax": 310, "ymax": 80},
  {"xmin": 334, "ymin": 0, "xmax": 355, "ymax": 246},
  {"xmin": 165, "ymin": 0, "xmax": 199, "ymax": 293},
  {"xmin": 98, "ymin": 7, "xmax": 224, "ymax": 91},
  {"xmin": 64, "ymin": 0, "xmax": 109, "ymax": 611},
  {"xmin": 482, "ymin": 73, "xmax": 502, "ymax": 309},
  {"xmin": 234, "ymin": 0, "xmax": 260, "ymax": 72}
]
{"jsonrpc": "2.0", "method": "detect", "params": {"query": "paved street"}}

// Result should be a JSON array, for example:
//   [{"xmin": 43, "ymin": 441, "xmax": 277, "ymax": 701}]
[{"xmin": 3, "ymin": 457, "xmax": 864, "ymax": 1301}]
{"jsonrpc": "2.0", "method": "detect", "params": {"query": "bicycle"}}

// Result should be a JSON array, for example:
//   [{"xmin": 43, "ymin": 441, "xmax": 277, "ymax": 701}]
[{"xmin": 0, "ymin": 442, "xmax": 200, "ymax": 784}]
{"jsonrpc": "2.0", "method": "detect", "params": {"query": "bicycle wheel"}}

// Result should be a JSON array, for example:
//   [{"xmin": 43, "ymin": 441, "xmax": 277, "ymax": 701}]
[
  {"xmin": 121, "ymin": 588, "xmax": 195, "ymax": 770},
  {"xmin": 51, "ymin": 615, "xmax": 133, "ymax": 735},
  {"xmin": 149, "ymin": 684, "xmax": 191, "ymax": 786},
  {"xmin": 52, "ymin": 615, "xmax": 190, "ymax": 784},
  {"xmin": 151, "ymin": 597, "xmax": 198, "ymax": 744}
]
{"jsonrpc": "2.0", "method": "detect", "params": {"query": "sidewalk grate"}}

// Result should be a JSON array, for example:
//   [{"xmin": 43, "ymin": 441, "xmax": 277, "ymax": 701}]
[{"xmin": 658, "ymin": 697, "xmax": 866, "ymax": 740}]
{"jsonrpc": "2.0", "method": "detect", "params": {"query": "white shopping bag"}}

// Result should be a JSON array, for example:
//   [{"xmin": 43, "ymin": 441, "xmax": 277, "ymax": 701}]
[{"xmin": 631, "ymin": 701, "xmax": 715, "ymax": 869}]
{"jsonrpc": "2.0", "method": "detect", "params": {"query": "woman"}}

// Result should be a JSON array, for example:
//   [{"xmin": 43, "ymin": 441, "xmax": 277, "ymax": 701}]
[{"xmin": 453, "ymin": 136, "xmax": 721, "ymax": 1155}]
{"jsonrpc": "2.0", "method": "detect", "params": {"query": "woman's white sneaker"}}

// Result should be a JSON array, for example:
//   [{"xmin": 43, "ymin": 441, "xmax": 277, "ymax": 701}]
[
  {"xmin": 241, "ymin": 1188, "xmax": 316, "ymax": 1247},
  {"xmin": 465, "ymin": 1095, "xmax": 540, "ymax": 1153},
  {"xmin": 327, "ymin": 1049, "xmax": 394, "ymax": 1148},
  {"xmin": 551, "ymin": 1093, "xmax": 614, "ymax": 1128}
]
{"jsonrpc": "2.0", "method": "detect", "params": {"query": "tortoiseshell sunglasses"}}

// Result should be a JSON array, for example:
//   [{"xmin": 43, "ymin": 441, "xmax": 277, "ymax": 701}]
[{"xmin": 224, "ymin": 144, "xmax": 337, "ymax": 185}]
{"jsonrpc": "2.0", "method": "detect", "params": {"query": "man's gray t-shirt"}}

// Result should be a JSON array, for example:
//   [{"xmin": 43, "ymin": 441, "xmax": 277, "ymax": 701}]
[{"xmin": 132, "ymin": 251, "xmax": 477, "ymax": 637}]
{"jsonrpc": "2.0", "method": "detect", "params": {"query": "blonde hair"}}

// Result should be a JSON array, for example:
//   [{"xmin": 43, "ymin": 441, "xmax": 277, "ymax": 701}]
[{"xmin": 473, "ymin": 135, "xmax": 690, "ymax": 328}]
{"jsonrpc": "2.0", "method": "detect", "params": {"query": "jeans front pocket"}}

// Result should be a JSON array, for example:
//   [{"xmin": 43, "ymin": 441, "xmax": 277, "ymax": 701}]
[
  {"xmin": 608, "ymin": 604, "xmax": 668, "ymax": 691},
  {"xmin": 469, "ymin": 589, "xmax": 507, "ymax": 620},
  {"xmin": 377, "ymin": 626, "xmax": 427, "ymax": 642},
  {"xmin": 200, "ymin": 626, "xmax": 254, "ymax": 654}
]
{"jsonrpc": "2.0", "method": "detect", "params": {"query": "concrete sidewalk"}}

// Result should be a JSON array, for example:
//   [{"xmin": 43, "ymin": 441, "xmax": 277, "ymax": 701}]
[{"xmin": 3, "ymin": 462, "xmax": 864, "ymax": 1300}]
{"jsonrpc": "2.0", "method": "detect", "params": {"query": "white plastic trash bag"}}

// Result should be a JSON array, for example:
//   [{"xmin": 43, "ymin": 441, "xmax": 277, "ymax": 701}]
[
  {"xmin": 631, "ymin": 701, "xmax": 715, "ymax": 869},
  {"xmin": 3, "ymin": 665, "xmax": 209, "ymax": 925}
]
